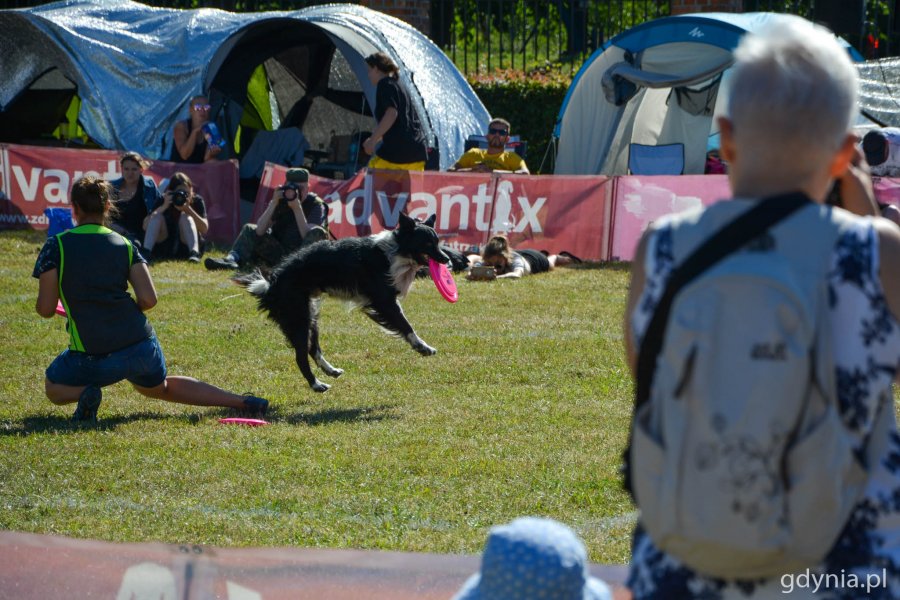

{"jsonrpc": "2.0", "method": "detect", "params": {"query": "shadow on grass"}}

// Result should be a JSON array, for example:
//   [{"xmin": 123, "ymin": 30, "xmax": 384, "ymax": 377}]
[
  {"xmin": 282, "ymin": 404, "xmax": 399, "ymax": 427},
  {"xmin": 1, "ymin": 411, "xmax": 171, "ymax": 436}
]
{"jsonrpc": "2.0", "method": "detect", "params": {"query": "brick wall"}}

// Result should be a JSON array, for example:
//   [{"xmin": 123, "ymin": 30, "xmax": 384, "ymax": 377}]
[
  {"xmin": 670, "ymin": 0, "xmax": 742, "ymax": 14},
  {"xmin": 362, "ymin": 0, "xmax": 431, "ymax": 35}
]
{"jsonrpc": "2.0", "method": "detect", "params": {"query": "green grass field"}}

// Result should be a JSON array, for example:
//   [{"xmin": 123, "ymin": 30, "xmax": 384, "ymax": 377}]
[{"xmin": 0, "ymin": 230, "xmax": 636, "ymax": 563}]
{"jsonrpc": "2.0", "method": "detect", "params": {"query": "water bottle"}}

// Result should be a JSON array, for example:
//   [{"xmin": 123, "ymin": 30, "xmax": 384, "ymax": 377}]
[{"xmin": 349, "ymin": 138, "xmax": 359, "ymax": 165}]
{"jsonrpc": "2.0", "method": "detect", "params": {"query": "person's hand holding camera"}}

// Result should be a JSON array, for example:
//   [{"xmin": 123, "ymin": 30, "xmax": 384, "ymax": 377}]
[
  {"xmin": 170, "ymin": 189, "xmax": 192, "ymax": 213},
  {"xmin": 277, "ymin": 183, "xmax": 301, "ymax": 207}
]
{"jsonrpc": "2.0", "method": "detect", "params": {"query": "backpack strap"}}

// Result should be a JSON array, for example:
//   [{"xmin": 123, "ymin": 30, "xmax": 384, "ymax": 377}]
[{"xmin": 624, "ymin": 191, "xmax": 812, "ymax": 495}]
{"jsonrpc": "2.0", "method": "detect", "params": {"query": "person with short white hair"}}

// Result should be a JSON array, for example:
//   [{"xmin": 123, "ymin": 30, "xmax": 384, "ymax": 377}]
[{"xmin": 623, "ymin": 16, "xmax": 900, "ymax": 598}]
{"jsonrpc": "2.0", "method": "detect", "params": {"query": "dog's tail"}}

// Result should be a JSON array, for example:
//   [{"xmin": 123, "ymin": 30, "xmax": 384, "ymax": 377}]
[{"xmin": 232, "ymin": 270, "xmax": 270, "ymax": 298}]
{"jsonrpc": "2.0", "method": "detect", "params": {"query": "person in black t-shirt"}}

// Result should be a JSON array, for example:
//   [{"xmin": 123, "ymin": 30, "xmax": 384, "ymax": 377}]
[
  {"xmin": 110, "ymin": 151, "xmax": 162, "ymax": 245},
  {"xmin": 33, "ymin": 176, "xmax": 267, "ymax": 423},
  {"xmin": 142, "ymin": 172, "xmax": 208, "ymax": 263},
  {"xmin": 362, "ymin": 52, "xmax": 427, "ymax": 171}
]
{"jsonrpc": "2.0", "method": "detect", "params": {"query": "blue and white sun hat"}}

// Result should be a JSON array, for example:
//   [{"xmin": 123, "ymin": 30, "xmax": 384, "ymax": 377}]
[{"xmin": 453, "ymin": 517, "xmax": 613, "ymax": 600}]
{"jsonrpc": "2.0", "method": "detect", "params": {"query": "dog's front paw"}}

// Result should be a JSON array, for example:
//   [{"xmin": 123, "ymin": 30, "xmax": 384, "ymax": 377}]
[
  {"xmin": 324, "ymin": 367, "xmax": 344, "ymax": 378},
  {"xmin": 414, "ymin": 342, "xmax": 437, "ymax": 356},
  {"xmin": 311, "ymin": 380, "xmax": 331, "ymax": 393},
  {"xmin": 407, "ymin": 333, "xmax": 436, "ymax": 356}
]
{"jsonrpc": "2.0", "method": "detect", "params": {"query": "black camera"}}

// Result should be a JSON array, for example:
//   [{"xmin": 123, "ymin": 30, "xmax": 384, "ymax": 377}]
[
  {"xmin": 171, "ymin": 189, "xmax": 189, "ymax": 207},
  {"xmin": 279, "ymin": 182, "xmax": 299, "ymax": 201}
]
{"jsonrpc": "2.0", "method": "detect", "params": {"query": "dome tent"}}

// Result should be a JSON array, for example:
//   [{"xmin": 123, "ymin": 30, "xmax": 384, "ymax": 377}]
[
  {"xmin": 0, "ymin": 0, "xmax": 489, "ymax": 171},
  {"xmin": 553, "ymin": 12, "xmax": 863, "ymax": 176}
]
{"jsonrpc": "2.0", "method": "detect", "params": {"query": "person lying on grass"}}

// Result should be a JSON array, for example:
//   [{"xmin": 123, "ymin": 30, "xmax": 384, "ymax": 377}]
[
  {"xmin": 467, "ymin": 234, "xmax": 579, "ymax": 279},
  {"xmin": 32, "ymin": 176, "xmax": 268, "ymax": 423}
]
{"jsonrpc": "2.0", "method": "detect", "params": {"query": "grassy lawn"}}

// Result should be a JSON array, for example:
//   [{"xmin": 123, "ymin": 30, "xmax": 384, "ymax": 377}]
[{"xmin": 0, "ymin": 229, "xmax": 636, "ymax": 563}]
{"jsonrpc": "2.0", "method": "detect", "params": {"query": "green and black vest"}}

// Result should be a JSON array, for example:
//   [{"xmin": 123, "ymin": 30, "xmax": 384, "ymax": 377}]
[{"xmin": 56, "ymin": 225, "xmax": 152, "ymax": 354}]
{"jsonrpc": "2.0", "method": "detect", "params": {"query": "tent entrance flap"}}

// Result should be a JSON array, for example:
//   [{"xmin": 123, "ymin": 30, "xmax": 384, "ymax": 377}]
[{"xmin": 602, "ymin": 57, "xmax": 732, "ymax": 106}]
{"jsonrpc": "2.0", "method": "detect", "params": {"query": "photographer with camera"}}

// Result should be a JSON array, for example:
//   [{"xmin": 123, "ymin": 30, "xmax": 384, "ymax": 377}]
[
  {"xmin": 142, "ymin": 172, "xmax": 208, "ymax": 264},
  {"xmin": 205, "ymin": 168, "xmax": 328, "ymax": 271}
]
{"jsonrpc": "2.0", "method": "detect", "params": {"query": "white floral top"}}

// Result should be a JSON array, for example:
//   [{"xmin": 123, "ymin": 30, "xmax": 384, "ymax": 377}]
[{"xmin": 628, "ymin": 213, "xmax": 900, "ymax": 599}]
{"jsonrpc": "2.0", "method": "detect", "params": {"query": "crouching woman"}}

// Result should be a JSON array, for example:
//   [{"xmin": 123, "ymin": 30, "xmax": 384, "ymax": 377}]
[{"xmin": 33, "ymin": 176, "xmax": 267, "ymax": 422}]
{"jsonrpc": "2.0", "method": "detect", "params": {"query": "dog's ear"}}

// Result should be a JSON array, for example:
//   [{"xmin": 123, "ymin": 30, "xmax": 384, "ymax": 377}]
[
  {"xmin": 398, "ymin": 212, "xmax": 415, "ymax": 230},
  {"xmin": 423, "ymin": 214, "xmax": 437, "ymax": 228}
]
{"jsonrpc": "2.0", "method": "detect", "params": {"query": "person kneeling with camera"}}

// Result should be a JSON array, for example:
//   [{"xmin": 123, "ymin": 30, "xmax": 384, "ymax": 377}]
[
  {"xmin": 143, "ymin": 172, "xmax": 208, "ymax": 264},
  {"xmin": 205, "ymin": 168, "xmax": 328, "ymax": 272}
]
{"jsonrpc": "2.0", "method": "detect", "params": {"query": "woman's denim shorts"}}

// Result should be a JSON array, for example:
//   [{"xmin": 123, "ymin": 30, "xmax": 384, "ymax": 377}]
[{"xmin": 45, "ymin": 335, "xmax": 167, "ymax": 388}]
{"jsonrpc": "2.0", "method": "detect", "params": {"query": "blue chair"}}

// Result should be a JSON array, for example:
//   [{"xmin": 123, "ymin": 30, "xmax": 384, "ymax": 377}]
[{"xmin": 628, "ymin": 143, "xmax": 685, "ymax": 175}]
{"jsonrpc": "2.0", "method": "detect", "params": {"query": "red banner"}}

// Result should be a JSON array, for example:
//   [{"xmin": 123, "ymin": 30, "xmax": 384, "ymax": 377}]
[
  {"xmin": 0, "ymin": 144, "xmax": 241, "ymax": 244},
  {"xmin": 11, "ymin": 145, "xmax": 900, "ymax": 263},
  {"xmin": 256, "ymin": 164, "xmax": 612, "ymax": 260}
]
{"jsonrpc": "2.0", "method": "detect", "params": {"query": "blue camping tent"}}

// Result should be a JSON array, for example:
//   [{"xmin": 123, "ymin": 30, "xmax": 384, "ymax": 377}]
[
  {"xmin": 0, "ymin": 0, "xmax": 489, "ymax": 171},
  {"xmin": 553, "ymin": 13, "xmax": 864, "ymax": 176}
]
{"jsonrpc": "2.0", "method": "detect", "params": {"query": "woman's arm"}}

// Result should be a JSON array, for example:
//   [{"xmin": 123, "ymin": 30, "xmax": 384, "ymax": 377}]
[
  {"xmin": 496, "ymin": 268, "xmax": 525, "ymax": 279},
  {"xmin": 624, "ymin": 232, "xmax": 651, "ymax": 377},
  {"xmin": 129, "ymin": 262, "xmax": 158, "ymax": 311},
  {"xmin": 173, "ymin": 121, "xmax": 203, "ymax": 162},
  {"xmin": 35, "ymin": 269, "xmax": 59, "ymax": 318},
  {"xmin": 182, "ymin": 197, "xmax": 209, "ymax": 236},
  {"xmin": 363, "ymin": 107, "xmax": 398, "ymax": 155}
]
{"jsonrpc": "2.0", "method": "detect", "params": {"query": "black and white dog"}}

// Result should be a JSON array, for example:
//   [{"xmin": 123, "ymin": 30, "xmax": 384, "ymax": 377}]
[{"xmin": 234, "ymin": 213, "xmax": 450, "ymax": 392}]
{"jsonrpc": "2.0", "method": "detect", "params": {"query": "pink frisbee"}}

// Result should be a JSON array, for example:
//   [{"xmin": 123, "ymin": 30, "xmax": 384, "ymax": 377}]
[
  {"xmin": 429, "ymin": 258, "xmax": 458, "ymax": 303},
  {"xmin": 218, "ymin": 417, "xmax": 269, "ymax": 426},
  {"xmin": 55, "ymin": 300, "xmax": 67, "ymax": 317}
]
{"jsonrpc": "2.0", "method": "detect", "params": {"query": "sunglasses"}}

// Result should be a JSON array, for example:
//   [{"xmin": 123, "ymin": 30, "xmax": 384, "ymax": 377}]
[
  {"xmin": 192, "ymin": 103, "xmax": 211, "ymax": 111},
  {"xmin": 488, "ymin": 127, "xmax": 509, "ymax": 136}
]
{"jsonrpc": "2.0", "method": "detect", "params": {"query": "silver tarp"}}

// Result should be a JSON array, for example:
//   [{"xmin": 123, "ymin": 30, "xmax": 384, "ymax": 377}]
[
  {"xmin": 858, "ymin": 58, "xmax": 900, "ymax": 128},
  {"xmin": 0, "ymin": 0, "xmax": 489, "ymax": 170}
]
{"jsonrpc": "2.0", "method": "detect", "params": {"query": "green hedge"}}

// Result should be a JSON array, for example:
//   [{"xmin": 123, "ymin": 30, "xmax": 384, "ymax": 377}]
[{"xmin": 468, "ymin": 71, "xmax": 572, "ymax": 174}]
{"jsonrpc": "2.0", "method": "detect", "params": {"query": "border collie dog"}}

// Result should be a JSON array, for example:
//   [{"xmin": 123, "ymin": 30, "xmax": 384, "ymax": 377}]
[{"xmin": 234, "ymin": 213, "xmax": 450, "ymax": 392}]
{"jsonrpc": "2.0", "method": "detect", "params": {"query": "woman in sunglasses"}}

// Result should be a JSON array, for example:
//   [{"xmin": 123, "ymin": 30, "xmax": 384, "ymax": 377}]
[{"xmin": 170, "ymin": 94, "xmax": 222, "ymax": 163}]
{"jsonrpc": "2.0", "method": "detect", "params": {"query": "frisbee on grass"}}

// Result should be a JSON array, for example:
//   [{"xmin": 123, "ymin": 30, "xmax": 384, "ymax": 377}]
[
  {"xmin": 55, "ymin": 300, "xmax": 67, "ymax": 317},
  {"xmin": 429, "ymin": 258, "xmax": 458, "ymax": 303},
  {"xmin": 218, "ymin": 417, "xmax": 269, "ymax": 426}
]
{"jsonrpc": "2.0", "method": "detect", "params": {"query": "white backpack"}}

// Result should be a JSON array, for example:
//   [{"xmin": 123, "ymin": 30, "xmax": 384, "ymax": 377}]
[{"xmin": 629, "ymin": 195, "xmax": 875, "ymax": 579}]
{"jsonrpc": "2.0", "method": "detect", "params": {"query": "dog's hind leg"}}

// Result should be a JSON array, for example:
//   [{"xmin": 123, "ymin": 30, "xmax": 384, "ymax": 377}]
[
  {"xmin": 309, "ymin": 298, "xmax": 343, "ymax": 379},
  {"xmin": 363, "ymin": 299, "xmax": 437, "ymax": 356},
  {"xmin": 280, "ymin": 299, "xmax": 331, "ymax": 393}
]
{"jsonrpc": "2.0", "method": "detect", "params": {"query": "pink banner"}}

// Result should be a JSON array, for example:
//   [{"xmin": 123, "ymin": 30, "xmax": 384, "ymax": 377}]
[
  {"xmin": 874, "ymin": 177, "xmax": 900, "ymax": 204},
  {"xmin": 609, "ymin": 175, "xmax": 732, "ymax": 261},
  {"xmin": 256, "ymin": 164, "xmax": 612, "ymax": 260},
  {"xmin": 0, "ymin": 144, "xmax": 241, "ymax": 244}
]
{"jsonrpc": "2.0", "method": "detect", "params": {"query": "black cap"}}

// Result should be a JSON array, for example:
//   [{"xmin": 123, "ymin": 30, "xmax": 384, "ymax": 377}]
[{"xmin": 285, "ymin": 168, "xmax": 309, "ymax": 183}]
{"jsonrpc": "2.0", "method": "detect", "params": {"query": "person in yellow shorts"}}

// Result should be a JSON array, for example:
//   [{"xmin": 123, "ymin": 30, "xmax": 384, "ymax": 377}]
[
  {"xmin": 362, "ymin": 52, "xmax": 427, "ymax": 172},
  {"xmin": 450, "ymin": 118, "xmax": 530, "ymax": 174}
]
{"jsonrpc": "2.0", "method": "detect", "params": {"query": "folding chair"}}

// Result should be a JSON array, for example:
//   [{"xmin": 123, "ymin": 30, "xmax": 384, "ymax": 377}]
[{"xmin": 627, "ymin": 143, "xmax": 685, "ymax": 175}]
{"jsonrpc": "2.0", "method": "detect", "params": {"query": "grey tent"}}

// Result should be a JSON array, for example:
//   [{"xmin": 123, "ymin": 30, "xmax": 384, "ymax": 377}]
[
  {"xmin": 0, "ymin": 0, "xmax": 489, "ymax": 171},
  {"xmin": 554, "ymin": 12, "xmax": 863, "ymax": 176}
]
